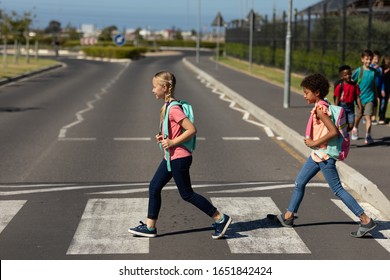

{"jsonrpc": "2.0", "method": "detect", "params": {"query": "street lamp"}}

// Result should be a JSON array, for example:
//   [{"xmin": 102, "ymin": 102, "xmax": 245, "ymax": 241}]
[
  {"xmin": 283, "ymin": 0, "xmax": 293, "ymax": 109},
  {"xmin": 196, "ymin": 0, "xmax": 201, "ymax": 63}
]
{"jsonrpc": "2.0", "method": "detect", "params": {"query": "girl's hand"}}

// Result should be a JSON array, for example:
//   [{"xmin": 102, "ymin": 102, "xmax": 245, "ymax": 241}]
[
  {"xmin": 304, "ymin": 137, "xmax": 316, "ymax": 148},
  {"xmin": 161, "ymin": 138, "xmax": 173, "ymax": 149},
  {"xmin": 156, "ymin": 134, "xmax": 163, "ymax": 143}
]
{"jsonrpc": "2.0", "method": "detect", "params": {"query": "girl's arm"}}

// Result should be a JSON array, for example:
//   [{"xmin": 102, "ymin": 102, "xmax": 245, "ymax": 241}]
[
  {"xmin": 304, "ymin": 107, "xmax": 338, "ymax": 148},
  {"xmin": 161, "ymin": 118, "xmax": 197, "ymax": 149}
]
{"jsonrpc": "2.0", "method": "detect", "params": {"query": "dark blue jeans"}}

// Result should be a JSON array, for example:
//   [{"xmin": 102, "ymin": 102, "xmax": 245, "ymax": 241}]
[{"xmin": 147, "ymin": 156, "xmax": 217, "ymax": 220}]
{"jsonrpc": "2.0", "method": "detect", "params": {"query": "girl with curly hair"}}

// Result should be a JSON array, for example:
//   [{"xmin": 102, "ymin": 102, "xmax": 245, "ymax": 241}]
[{"xmin": 269, "ymin": 73, "xmax": 376, "ymax": 238}]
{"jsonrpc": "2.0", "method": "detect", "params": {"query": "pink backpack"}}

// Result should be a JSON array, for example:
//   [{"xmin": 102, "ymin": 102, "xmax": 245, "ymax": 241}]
[{"xmin": 305, "ymin": 99, "xmax": 350, "ymax": 161}]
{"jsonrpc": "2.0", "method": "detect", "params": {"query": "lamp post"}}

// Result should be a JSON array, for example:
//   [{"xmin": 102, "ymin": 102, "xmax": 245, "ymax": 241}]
[
  {"xmin": 196, "ymin": 0, "xmax": 201, "ymax": 63},
  {"xmin": 248, "ymin": 8, "xmax": 254, "ymax": 71},
  {"xmin": 283, "ymin": 0, "xmax": 293, "ymax": 109},
  {"xmin": 212, "ymin": 12, "xmax": 225, "ymax": 70}
]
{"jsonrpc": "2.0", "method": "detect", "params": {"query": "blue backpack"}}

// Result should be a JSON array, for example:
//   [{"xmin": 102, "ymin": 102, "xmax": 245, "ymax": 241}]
[
  {"xmin": 160, "ymin": 100, "xmax": 196, "ymax": 171},
  {"xmin": 305, "ymin": 99, "xmax": 350, "ymax": 161}
]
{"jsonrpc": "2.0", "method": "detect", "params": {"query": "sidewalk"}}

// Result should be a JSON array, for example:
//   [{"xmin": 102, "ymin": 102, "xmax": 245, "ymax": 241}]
[{"xmin": 183, "ymin": 55, "xmax": 390, "ymax": 219}]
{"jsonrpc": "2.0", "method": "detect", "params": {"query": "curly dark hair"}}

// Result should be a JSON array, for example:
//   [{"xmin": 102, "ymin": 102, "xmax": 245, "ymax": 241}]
[{"xmin": 300, "ymin": 73, "xmax": 330, "ymax": 99}]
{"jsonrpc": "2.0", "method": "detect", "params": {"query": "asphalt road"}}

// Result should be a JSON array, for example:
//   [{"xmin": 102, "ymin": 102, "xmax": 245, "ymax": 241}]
[{"xmin": 0, "ymin": 53, "xmax": 389, "ymax": 260}]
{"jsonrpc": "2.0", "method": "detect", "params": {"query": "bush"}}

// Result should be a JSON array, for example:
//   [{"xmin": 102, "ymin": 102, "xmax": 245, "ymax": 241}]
[{"xmin": 82, "ymin": 46, "xmax": 148, "ymax": 59}]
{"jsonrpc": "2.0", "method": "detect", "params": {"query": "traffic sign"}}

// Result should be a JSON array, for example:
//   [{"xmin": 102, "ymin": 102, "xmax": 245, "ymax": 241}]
[{"xmin": 113, "ymin": 34, "xmax": 126, "ymax": 46}]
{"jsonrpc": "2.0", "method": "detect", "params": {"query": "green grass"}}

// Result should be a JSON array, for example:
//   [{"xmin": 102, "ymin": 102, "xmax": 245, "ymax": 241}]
[{"xmin": 0, "ymin": 56, "xmax": 59, "ymax": 79}]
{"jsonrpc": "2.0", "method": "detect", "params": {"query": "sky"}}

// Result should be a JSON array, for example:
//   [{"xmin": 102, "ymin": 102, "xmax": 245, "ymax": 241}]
[{"xmin": 0, "ymin": 0, "xmax": 321, "ymax": 31}]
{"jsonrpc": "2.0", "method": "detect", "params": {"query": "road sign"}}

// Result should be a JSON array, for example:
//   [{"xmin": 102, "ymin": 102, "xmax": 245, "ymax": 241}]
[
  {"xmin": 113, "ymin": 34, "xmax": 126, "ymax": 46},
  {"xmin": 212, "ymin": 12, "xmax": 225, "ymax": 27}
]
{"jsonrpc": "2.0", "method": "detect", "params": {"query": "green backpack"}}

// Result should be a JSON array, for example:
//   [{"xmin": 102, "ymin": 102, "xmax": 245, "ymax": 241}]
[{"xmin": 160, "ymin": 100, "xmax": 196, "ymax": 171}]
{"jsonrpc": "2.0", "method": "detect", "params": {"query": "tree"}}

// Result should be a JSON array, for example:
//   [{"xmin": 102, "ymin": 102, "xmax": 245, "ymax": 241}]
[
  {"xmin": 64, "ymin": 23, "xmax": 81, "ymax": 40},
  {"xmin": 98, "ymin": 25, "xmax": 118, "ymax": 41},
  {"xmin": 44, "ymin": 20, "xmax": 61, "ymax": 35},
  {"xmin": 8, "ymin": 11, "xmax": 34, "ymax": 42}
]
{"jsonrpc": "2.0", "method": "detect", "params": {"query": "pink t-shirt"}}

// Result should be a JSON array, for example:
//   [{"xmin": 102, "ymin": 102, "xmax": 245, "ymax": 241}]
[
  {"xmin": 162, "ymin": 105, "xmax": 192, "ymax": 160},
  {"xmin": 310, "ymin": 102, "xmax": 331, "ymax": 162}
]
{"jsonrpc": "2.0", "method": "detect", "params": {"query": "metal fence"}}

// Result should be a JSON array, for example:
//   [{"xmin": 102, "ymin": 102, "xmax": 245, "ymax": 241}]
[{"xmin": 225, "ymin": 0, "xmax": 390, "ymax": 76}]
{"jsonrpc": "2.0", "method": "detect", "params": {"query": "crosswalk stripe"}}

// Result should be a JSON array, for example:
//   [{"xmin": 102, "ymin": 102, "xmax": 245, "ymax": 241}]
[
  {"xmin": 211, "ymin": 197, "xmax": 311, "ymax": 254},
  {"xmin": 332, "ymin": 199, "xmax": 390, "ymax": 253},
  {"xmin": 0, "ymin": 200, "xmax": 27, "ymax": 234},
  {"xmin": 67, "ymin": 198, "xmax": 149, "ymax": 255}
]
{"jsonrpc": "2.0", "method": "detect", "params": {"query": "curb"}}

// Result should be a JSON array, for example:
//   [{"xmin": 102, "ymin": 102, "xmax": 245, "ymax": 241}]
[
  {"xmin": 183, "ymin": 57, "xmax": 390, "ymax": 220},
  {"xmin": 0, "ymin": 63, "xmax": 64, "ymax": 86}
]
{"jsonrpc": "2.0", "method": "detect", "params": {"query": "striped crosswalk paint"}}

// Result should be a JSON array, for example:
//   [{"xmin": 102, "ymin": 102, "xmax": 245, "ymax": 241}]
[
  {"xmin": 211, "ymin": 197, "xmax": 311, "ymax": 254},
  {"xmin": 0, "ymin": 200, "xmax": 27, "ymax": 234},
  {"xmin": 67, "ymin": 198, "xmax": 149, "ymax": 255}
]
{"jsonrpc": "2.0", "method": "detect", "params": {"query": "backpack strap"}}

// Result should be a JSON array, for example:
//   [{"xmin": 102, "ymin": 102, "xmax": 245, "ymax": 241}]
[
  {"xmin": 357, "ymin": 66, "xmax": 364, "ymax": 84},
  {"xmin": 162, "ymin": 101, "xmax": 181, "ymax": 172},
  {"xmin": 305, "ymin": 100, "xmax": 331, "ymax": 159}
]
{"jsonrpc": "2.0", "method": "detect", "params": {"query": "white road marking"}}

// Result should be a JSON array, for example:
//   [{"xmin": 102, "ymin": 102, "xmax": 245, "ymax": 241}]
[
  {"xmin": 332, "ymin": 199, "xmax": 390, "ymax": 253},
  {"xmin": 222, "ymin": 137, "xmax": 260, "ymax": 140},
  {"xmin": 58, "ymin": 138, "xmax": 96, "ymax": 141},
  {"xmin": 67, "ymin": 198, "xmax": 148, "ymax": 255},
  {"xmin": 58, "ymin": 62, "xmax": 129, "ymax": 139},
  {"xmin": 211, "ymin": 197, "xmax": 311, "ymax": 254},
  {"xmin": 0, "ymin": 181, "xmax": 328, "ymax": 196},
  {"xmin": 0, "ymin": 183, "xmax": 149, "ymax": 196},
  {"xmin": 113, "ymin": 137, "xmax": 151, "ymax": 141},
  {"xmin": 209, "ymin": 182, "xmax": 329, "ymax": 194},
  {"xmin": 89, "ymin": 181, "xmax": 287, "ymax": 195},
  {"xmin": 0, "ymin": 200, "xmax": 27, "ymax": 234},
  {"xmin": 198, "ymin": 76, "xmax": 274, "ymax": 137}
]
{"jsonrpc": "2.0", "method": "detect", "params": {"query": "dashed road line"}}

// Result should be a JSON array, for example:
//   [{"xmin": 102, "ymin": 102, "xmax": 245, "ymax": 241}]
[
  {"xmin": 113, "ymin": 137, "xmax": 152, "ymax": 141},
  {"xmin": 222, "ymin": 137, "xmax": 260, "ymax": 140},
  {"xmin": 197, "ymin": 76, "xmax": 275, "ymax": 138},
  {"xmin": 58, "ymin": 62, "xmax": 130, "ymax": 139}
]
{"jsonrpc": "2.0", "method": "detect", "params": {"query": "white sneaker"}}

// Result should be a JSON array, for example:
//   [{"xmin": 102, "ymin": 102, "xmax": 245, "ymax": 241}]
[{"xmin": 351, "ymin": 128, "xmax": 358, "ymax": 140}]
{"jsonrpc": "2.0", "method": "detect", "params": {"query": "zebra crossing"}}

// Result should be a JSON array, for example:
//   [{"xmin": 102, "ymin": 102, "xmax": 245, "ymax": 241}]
[{"xmin": 1, "ymin": 189, "xmax": 389, "ymax": 256}]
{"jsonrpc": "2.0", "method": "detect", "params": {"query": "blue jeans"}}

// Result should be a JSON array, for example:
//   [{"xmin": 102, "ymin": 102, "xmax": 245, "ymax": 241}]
[
  {"xmin": 379, "ymin": 92, "xmax": 389, "ymax": 121},
  {"xmin": 287, "ymin": 156, "xmax": 364, "ymax": 217},
  {"xmin": 339, "ymin": 102, "xmax": 355, "ymax": 126},
  {"xmin": 147, "ymin": 156, "xmax": 217, "ymax": 220}
]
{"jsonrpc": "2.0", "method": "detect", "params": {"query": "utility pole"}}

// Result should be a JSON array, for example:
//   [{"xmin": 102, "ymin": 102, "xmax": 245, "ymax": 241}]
[
  {"xmin": 196, "ymin": 0, "xmax": 201, "ymax": 63},
  {"xmin": 283, "ymin": 0, "xmax": 293, "ymax": 109}
]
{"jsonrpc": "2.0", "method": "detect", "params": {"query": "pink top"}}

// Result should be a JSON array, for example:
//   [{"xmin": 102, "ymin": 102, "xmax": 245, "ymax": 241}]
[
  {"xmin": 163, "ymin": 105, "xmax": 192, "ymax": 160},
  {"xmin": 310, "ymin": 102, "xmax": 332, "ymax": 162}
]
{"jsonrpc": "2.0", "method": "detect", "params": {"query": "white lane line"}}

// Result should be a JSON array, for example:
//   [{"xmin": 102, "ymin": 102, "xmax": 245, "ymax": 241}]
[
  {"xmin": 58, "ymin": 138, "xmax": 96, "ymax": 141},
  {"xmin": 0, "ymin": 183, "xmax": 75, "ymax": 188},
  {"xmin": 0, "ymin": 183, "xmax": 150, "ymax": 196},
  {"xmin": 211, "ymin": 197, "xmax": 311, "ymax": 254},
  {"xmin": 0, "ymin": 200, "xmax": 27, "ymax": 234},
  {"xmin": 332, "ymin": 199, "xmax": 390, "ymax": 253},
  {"xmin": 89, "ymin": 181, "xmax": 282, "ymax": 195},
  {"xmin": 67, "ymin": 198, "xmax": 148, "ymax": 255},
  {"xmin": 0, "ymin": 181, "xmax": 328, "ymax": 196},
  {"xmin": 222, "ymin": 137, "xmax": 260, "ymax": 141},
  {"xmin": 0, "ymin": 181, "xmax": 325, "ymax": 196},
  {"xmin": 209, "ymin": 182, "xmax": 329, "ymax": 194},
  {"xmin": 113, "ymin": 137, "xmax": 151, "ymax": 141},
  {"xmin": 58, "ymin": 62, "xmax": 129, "ymax": 139}
]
